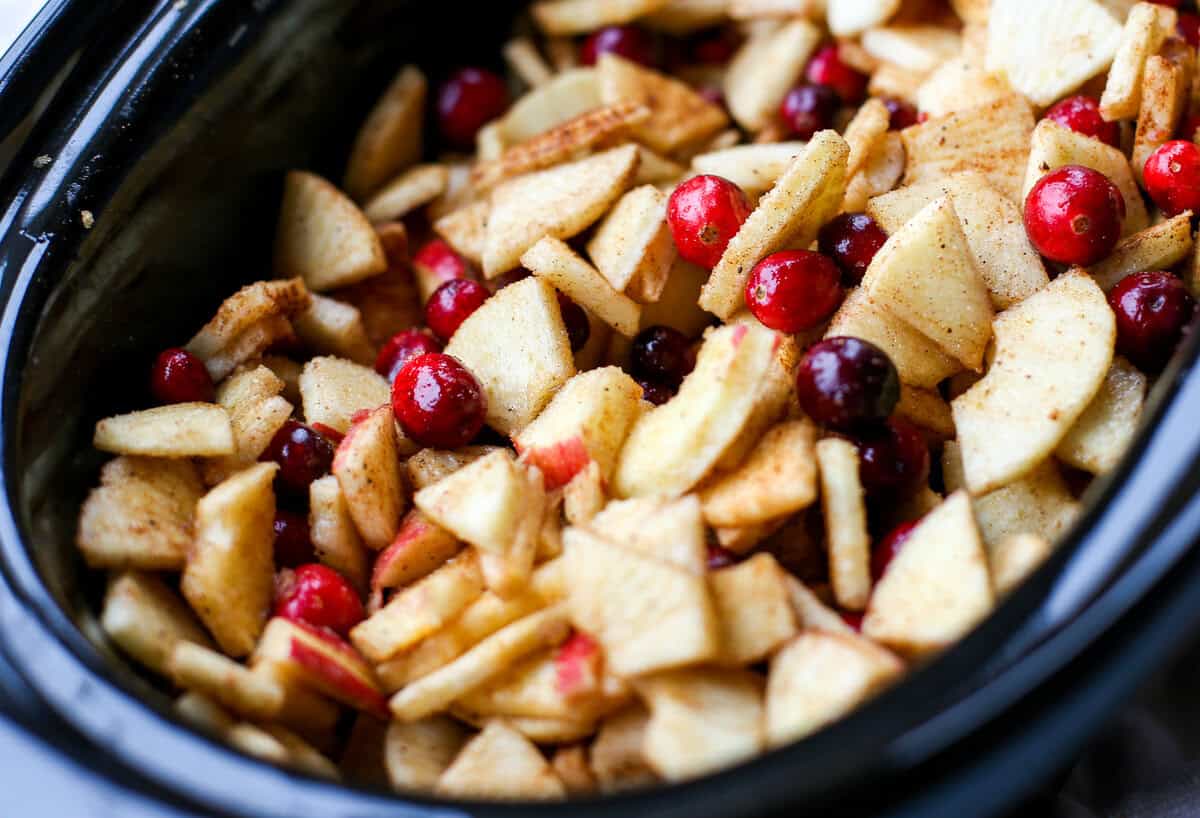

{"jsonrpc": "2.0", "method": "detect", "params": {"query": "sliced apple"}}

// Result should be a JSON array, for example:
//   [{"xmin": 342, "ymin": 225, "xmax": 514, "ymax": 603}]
[
  {"xmin": 523, "ymin": 237, "xmax": 643, "ymax": 336},
  {"xmin": 405, "ymin": 445, "xmax": 501, "ymax": 490},
  {"xmin": 723, "ymin": 19, "xmax": 822, "ymax": 132},
  {"xmin": 497, "ymin": 68, "xmax": 602, "ymax": 144},
  {"xmin": 363, "ymin": 164, "xmax": 449, "ymax": 224},
  {"xmin": 1057, "ymin": 356, "xmax": 1147, "ymax": 475},
  {"xmin": 186, "ymin": 278, "xmax": 311, "ymax": 381},
  {"xmin": 710, "ymin": 553, "xmax": 798, "ymax": 666},
  {"xmin": 445, "ymin": 277, "xmax": 576, "ymax": 435},
  {"xmin": 590, "ymin": 706, "xmax": 658, "ymax": 792},
  {"xmin": 291, "ymin": 293, "xmax": 374, "ymax": 365},
  {"xmin": 784, "ymin": 575, "xmax": 855, "ymax": 636},
  {"xmin": 343, "ymin": 65, "xmax": 427, "ymax": 200},
  {"xmin": 1099, "ymin": 2, "xmax": 1176, "ymax": 121},
  {"xmin": 436, "ymin": 719, "xmax": 565, "ymax": 800},
  {"xmin": 385, "ymin": 716, "xmax": 469, "ymax": 793},
  {"xmin": 816, "ymin": 437, "xmax": 872, "ymax": 612},
  {"xmin": 94, "ymin": 403, "xmax": 235, "ymax": 458},
  {"xmin": 414, "ymin": 449, "xmax": 527, "ymax": 555},
  {"xmin": 308, "ymin": 475, "xmax": 369, "ymax": 591},
  {"xmin": 298, "ymin": 356, "xmax": 390, "ymax": 435},
  {"xmin": 168, "ymin": 641, "xmax": 285, "ymax": 722},
  {"xmin": 690, "ymin": 142, "xmax": 809, "ymax": 197},
  {"xmin": 202, "ymin": 366, "xmax": 292, "ymax": 484},
  {"xmin": 828, "ymin": 0, "xmax": 902, "ymax": 36},
  {"xmin": 181, "ymin": 462, "xmax": 277, "ymax": 657},
  {"xmin": 101, "ymin": 571, "xmax": 213, "ymax": 677},
  {"xmin": 586, "ymin": 184, "xmax": 677, "ymax": 300},
  {"xmin": 333, "ymin": 405, "xmax": 404, "ymax": 550},
  {"xmin": 372, "ymin": 511, "xmax": 462, "ymax": 592},
  {"xmin": 699, "ymin": 419, "xmax": 817, "ymax": 528},
  {"xmin": 588, "ymin": 495, "xmax": 707, "ymax": 574},
  {"xmin": 1087, "ymin": 211, "xmax": 1194, "ymax": 293}
]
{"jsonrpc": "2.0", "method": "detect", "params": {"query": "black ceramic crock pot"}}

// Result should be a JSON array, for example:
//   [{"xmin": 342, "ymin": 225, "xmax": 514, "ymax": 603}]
[{"xmin": 3, "ymin": 2, "xmax": 1200, "ymax": 816}]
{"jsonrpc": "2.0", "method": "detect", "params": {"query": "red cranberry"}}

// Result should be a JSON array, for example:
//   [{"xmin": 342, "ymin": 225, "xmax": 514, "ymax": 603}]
[
  {"xmin": 796, "ymin": 337, "xmax": 900, "ymax": 432},
  {"xmin": 780, "ymin": 84, "xmax": 841, "ymax": 140},
  {"xmin": 1109, "ymin": 272, "xmax": 1196, "ymax": 373},
  {"xmin": 840, "ymin": 611, "xmax": 864, "ymax": 632},
  {"xmin": 310, "ymin": 423, "xmax": 344, "ymax": 446},
  {"xmin": 1043, "ymin": 96, "xmax": 1120, "ymax": 148},
  {"xmin": 667, "ymin": 174, "xmax": 752, "ymax": 268},
  {"xmin": 698, "ymin": 86, "xmax": 726, "ymax": 108},
  {"xmin": 854, "ymin": 417, "xmax": 930, "ymax": 498},
  {"xmin": 818, "ymin": 213, "xmax": 888, "ymax": 286},
  {"xmin": 690, "ymin": 29, "xmax": 738, "ymax": 65},
  {"xmin": 882, "ymin": 97, "xmax": 919, "ymax": 130},
  {"xmin": 637, "ymin": 378, "xmax": 675, "ymax": 406},
  {"xmin": 1143, "ymin": 140, "xmax": 1200, "ymax": 217},
  {"xmin": 150, "ymin": 348, "xmax": 214, "ymax": 404},
  {"xmin": 1149, "ymin": 0, "xmax": 1181, "ymax": 6},
  {"xmin": 631, "ymin": 325, "xmax": 692, "ymax": 386},
  {"xmin": 1181, "ymin": 113, "xmax": 1200, "ymax": 141},
  {"xmin": 1023, "ymin": 165, "xmax": 1125, "ymax": 266},
  {"xmin": 580, "ymin": 25, "xmax": 656, "ymax": 67},
  {"xmin": 437, "ymin": 68, "xmax": 509, "ymax": 149},
  {"xmin": 413, "ymin": 239, "xmax": 470, "ymax": 283},
  {"xmin": 805, "ymin": 45, "xmax": 866, "ymax": 105},
  {"xmin": 392, "ymin": 352, "xmax": 486, "ymax": 448},
  {"xmin": 273, "ymin": 510, "xmax": 315, "ymax": 568},
  {"xmin": 870, "ymin": 520, "xmax": 918, "ymax": 583},
  {"xmin": 557, "ymin": 293, "xmax": 591, "ymax": 353},
  {"xmin": 1179, "ymin": 13, "xmax": 1200, "ymax": 47},
  {"xmin": 274, "ymin": 564, "xmax": 364, "ymax": 638},
  {"xmin": 425, "ymin": 279, "xmax": 489, "ymax": 342},
  {"xmin": 260, "ymin": 420, "xmax": 336, "ymax": 496},
  {"xmin": 744, "ymin": 250, "xmax": 843, "ymax": 333},
  {"xmin": 375, "ymin": 328, "xmax": 442, "ymax": 383},
  {"xmin": 707, "ymin": 544, "xmax": 739, "ymax": 570}
]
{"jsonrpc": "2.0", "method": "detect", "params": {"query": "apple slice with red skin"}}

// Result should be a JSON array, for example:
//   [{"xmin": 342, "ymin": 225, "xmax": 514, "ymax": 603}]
[
  {"xmin": 372, "ymin": 510, "xmax": 461, "ymax": 593},
  {"xmin": 555, "ymin": 631, "xmax": 602, "ymax": 700},
  {"xmin": 253, "ymin": 617, "xmax": 389, "ymax": 719}
]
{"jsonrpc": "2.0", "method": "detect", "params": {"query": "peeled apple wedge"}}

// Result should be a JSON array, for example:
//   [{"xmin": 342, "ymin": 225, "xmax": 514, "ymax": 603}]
[
  {"xmin": 612, "ymin": 323, "xmax": 782, "ymax": 498},
  {"xmin": 952, "ymin": 270, "xmax": 1115, "ymax": 495}
]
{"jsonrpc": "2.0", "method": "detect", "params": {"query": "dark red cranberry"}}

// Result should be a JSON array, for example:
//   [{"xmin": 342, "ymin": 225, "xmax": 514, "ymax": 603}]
[
  {"xmin": 707, "ymin": 544, "xmax": 739, "ymax": 570},
  {"xmin": 870, "ymin": 520, "xmax": 918, "ymax": 582},
  {"xmin": 698, "ymin": 86, "xmax": 726, "ymax": 108},
  {"xmin": 1179, "ymin": 13, "xmax": 1200, "ymax": 47},
  {"xmin": 413, "ymin": 239, "xmax": 471, "ymax": 283},
  {"xmin": 818, "ymin": 213, "xmax": 888, "ymax": 286},
  {"xmin": 882, "ymin": 97, "xmax": 919, "ymax": 130},
  {"xmin": 274, "ymin": 564, "xmax": 364, "ymax": 638},
  {"xmin": 375, "ymin": 328, "xmax": 442, "ymax": 383},
  {"xmin": 667, "ymin": 174, "xmax": 752, "ymax": 268},
  {"xmin": 840, "ymin": 611, "xmax": 864, "ymax": 632},
  {"xmin": 780, "ymin": 84, "xmax": 841, "ymax": 140},
  {"xmin": 261, "ymin": 420, "xmax": 336, "ymax": 496},
  {"xmin": 1143, "ymin": 140, "xmax": 1200, "ymax": 217},
  {"xmin": 392, "ymin": 352, "xmax": 486, "ymax": 448},
  {"xmin": 425, "ymin": 279, "xmax": 489, "ymax": 342},
  {"xmin": 1149, "ymin": 0, "xmax": 1181, "ymax": 6},
  {"xmin": 273, "ymin": 510, "xmax": 315, "ymax": 568},
  {"xmin": 310, "ymin": 423, "xmax": 344, "ymax": 446},
  {"xmin": 1181, "ymin": 113, "xmax": 1200, "ymax": 141},
  {"xmin": 557, "ymin": 293, "xmax": 591, "ymax": 353},
  {"xmin": 744, "ymin": 250, "xmax": 843, "ymax": 333},
  {"xmin": 1109, "ymin": 272, "xmax": 1196, "ymax": 373},
  {"xmin": 690, "ymin": 29, "xmax": 738, "ymax": 65},
  {"xmin": 637, "ymin": 378, "xmax": 675, "ymax": 406},
  {"xmin": 150, "ymin": 348, "xmax": 214, "ymax": 404},
  {"xmin": 796, "ymin": 337, "xmax": 900, "ymax": 432},
  {"xmin": 437, "ymin": 68, "xmax": 509, "ymax": 149},
  {"xmin": 1023, "ymin": 165, "xmax": 1125, "ymax": 265},
  {"xmin": 580, "ymin": 25, "xmax": 656, "ymax": 67},
  {"xmin": 854, "ymin": 417, "xmax": 930, "ymax": 498},
  {"xmin": 1043, "ymin": 96, "xmax": 1120, "ymax": 148},
  {"xmin": 631, "ymin": 325, "xmax": 692, "ymax": 386},
  {"xmin": 805, "ymin": 44, "xmax": 867, "ymax": 105}
]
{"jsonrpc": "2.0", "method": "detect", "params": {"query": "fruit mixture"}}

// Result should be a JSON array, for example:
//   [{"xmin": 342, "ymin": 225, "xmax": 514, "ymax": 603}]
[{"xmin": 78, "ymin": 0, "xmax": 1199, "ymax": 799}]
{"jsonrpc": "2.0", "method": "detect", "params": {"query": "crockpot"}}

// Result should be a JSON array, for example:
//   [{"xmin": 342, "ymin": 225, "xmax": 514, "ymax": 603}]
[{"xmin": 3, "ymin": 2, "xmax": 1200, "ymax": 816}]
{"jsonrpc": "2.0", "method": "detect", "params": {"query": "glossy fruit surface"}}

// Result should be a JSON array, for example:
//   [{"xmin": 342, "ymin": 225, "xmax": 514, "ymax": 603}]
[
  {"xmin": 273, "ymin": 510, "xmax": 315, "ymax": 568},
  {"xmin": 744, "ymin": 250, "xmax": 843, "ymax": 333},
  {"xmin": 690, "ymin": 29, "xmax": 738, "ymax": 65},
  {"xmin": 883, "ymin": 97, "xmax": 918, "ymax": 130},
  {"xmin": 637, "ymin": 378, "xmax": 675, "ymax": 406},
  {"xmin": 779, "ymin": 84, "xmax": 840, "ymax": 140},
  {"xmin": 1043, "ymin": 96, "xmax": 1120, "ymax": 148},
  {"xmin": 855, "ymin": 418, "xmax": 930, "ymax": 498},
  {"xmin": 391, "ymin": 352, "xmax": 486, "ymax": 448},
  {"xmin": 805, "ymin": 44, "xmax": 867, "ymax": 105},
  {"xmin": 871, "ymin": 520, "xmax": 918, "ymax": 582},
  {"xmin": 557, "ymin": 293, "xmax": 590, "ymax": 353},
  {"xmin": 580, "ymin": 25, "xmax": 656, "ymax": 67},
  {"xmin": 1023, "ymin": 165, "xmax": 1124, "ymax": 265},
  {"xmin": 818, "ymin": 212, "xmax": 888, "ymax": 286},
  {"xmin": 375, "ymin": 328, "xmax": 442, "ymax": 383},
  {"xmin": 274, "ymin": 564, "xmax": 364, "ymax": 638},
  {"xmin": 261, "ymin": 420, "xmax": 336, "ymax": 496},
  {"xmin": 1109, "ymin": 272, "xmax": 1196, "ymax": 373},
  {"xmin": 667, "ymin": 174, "xmax": 752, "ymax": 268},
  {"xmin": 1143, "ymin": 140, "xmax": 1200, "ymax": 217},
  {"xmin": 795, "ymin": 337, "xmax": 900, "ymax": 432},
  {"xmin": 425, "ymin": 279, "xmax": 489, "ymax": 342},
  {"xmin": 437, "ymin": 67, "xmax": 509, "ymax": 149},
  {"xmin": 150, "ymin": 348, "xmax": 214, "ymax": 404},
  {"xmin": 1179, "ymin": 12, "xmax": 1200, "ymax": 47},
  {"xmin": 631, "ymin": 325, "xmax": 692, "ymax": 386}
]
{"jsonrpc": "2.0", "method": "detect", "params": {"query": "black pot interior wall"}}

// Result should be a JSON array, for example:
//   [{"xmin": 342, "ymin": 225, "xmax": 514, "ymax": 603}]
[{"xmin": 7, "ymin": 0, "xmax": 523, "ymax": 700}]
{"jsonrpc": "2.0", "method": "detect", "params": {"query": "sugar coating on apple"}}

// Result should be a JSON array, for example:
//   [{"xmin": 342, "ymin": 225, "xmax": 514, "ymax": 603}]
[
  {"xmin": 371, "ymin": 511, "xmax": 461, "ymax": 591},
  {"xmin": 516, "ymin": 435, "xmax": 591, "ymax": 491},
  {"xmin": 555, "ymin": 631, "xmax": 602, "ymax": 699}
]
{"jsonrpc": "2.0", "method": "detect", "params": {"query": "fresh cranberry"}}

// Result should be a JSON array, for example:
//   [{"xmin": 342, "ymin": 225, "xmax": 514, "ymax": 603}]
[
  {"xmin": 871, "ymin": 520, "xmax": 918, "ymax": 582},
  {"xmin": 882, "ymin": 97, "xmax": 919, "ymax": 130},
  {"xmin": 805, "ymin": 44, "xmax": 866, "ymax": 105},
  {"xmin": 637, "ymin": 378, "xmax": 675, "ymax": 406},
  {"xmin": 375, "ymin": 328, "xmax": 442, "ymax": 383},
  {"xmin": 437, "ymin": 68, "xmax": 509, "ymax": 149},
  {"xmin": 1023, "ymin": 165, "xmax": 1125, "ymax": 266},
  {"xmin": 667, "ymin": 174, "xmax": 752, "ymax": 268},
  {"xmin": 631, "ymin": 326, "xmax": 692, "ymax": 386},
  {"xmin": 707, "ymin": 544, "xmax": 739, "ymax": 570},
  {"xmin": 854, "ymin": 417, "xmax": 930, "ymax": 498},
  {"xmin": 780, "ymin": 84, "xmax": 840, "ymax": 140},
  {"xmin": 260, "ymin": 420, "xmax": 336, "ymax": 496},
  {"xmin": 580, "ymin": 25, "xmax": 656, "ymax": 67},
  {"xmin": 1109, "ymin": 272, "xmax": 1196, "ymax": 373},
  {"xmin": 392, "ymin": 352, "xmax": 486, "ymax": 448},
  {"xmin": 413, "ymin": 239, "xmax": 470, "ymax": 282},
  {"xmin": 818, "ymin": 213, "xmax": 888, "ymax": 286},
  {"xmin": 273, "ymin": 510, "xmax": 315, "ymax": 568},
  {"xmin": 557, "ymin": 293, "xmax": 591, "ymax": 353},
  {"xmin": 310, "ymin": 423, "xmax": 344, "ymax": 446},
  {"xmin": 1143, "ymin": 140, "xmax": 1200, "ymax": 217},
  {"xmin": 796, "ymin": 337, "xmax": 899, "ymax": 432},
  {"xmin": 690, "ymin": 29, "xmax": 738, "ymax": 65},
  {"xmin": 1181, "ymin": 113, "xmax": 1200, "ymax": 141},
  {"xmin": 1043, "ymin": 96, "xmax": 1120, "ymax": 148},
  {"xmin": 1149, "ymin": 0, "xmax": 1181, "ymax": 7},
  {"xmin": 1179, "ymin": 13, "xmax": 1200, "ymax": 47},
  {"xmin": 425, "ymin": 279, "xmax": 489, "ymax": 342},
  {"xmin": 274, "ymin": 564, "xmax": 364, "ymax": 638},
  {"xmin": 744, "ymin": 250, "xmax": 843, "ymax": 333},
  {"xmin": 150, "ymin": 348, "xmax": 214, "ymax": 404},
  {"xmin": 840, "ymin": 611, "xmax": 864, "ymax": 632}
]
